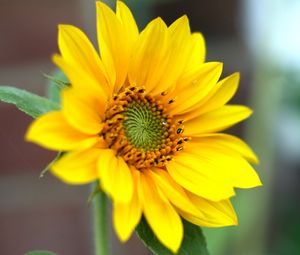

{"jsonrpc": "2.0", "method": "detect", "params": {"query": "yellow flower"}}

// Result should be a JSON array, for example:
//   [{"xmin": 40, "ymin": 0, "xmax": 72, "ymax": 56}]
[{"xmin": 26, "ymin": 1, "xmax": 261, "ymax": 252}]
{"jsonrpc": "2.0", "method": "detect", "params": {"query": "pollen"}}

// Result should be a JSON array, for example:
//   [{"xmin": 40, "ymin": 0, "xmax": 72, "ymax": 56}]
[{"xmin": 101, "ymin": 86, "xmax": 190, "ymax": 170}]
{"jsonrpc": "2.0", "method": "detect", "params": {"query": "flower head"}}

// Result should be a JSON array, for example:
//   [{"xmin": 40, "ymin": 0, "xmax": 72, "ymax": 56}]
[{"xmin": 26, "ymin": 1, "xmax": 261, "ymax": 252}]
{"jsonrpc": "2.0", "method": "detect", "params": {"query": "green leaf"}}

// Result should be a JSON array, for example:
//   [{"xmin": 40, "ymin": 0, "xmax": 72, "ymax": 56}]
[
  {"xmin": 43, "ymin": 73, "xmax": 70, "ymax": 90},
  {"xmin": 136, "ymin": 218, "xmax": 209, "ymax": 255},
  {"xmin": 25, "ymin": 251, "xmax": 57, "ymax": 255},
  {"xmin": 0, "ymin": 86, "xmax": 60, "ymax": 118},
  {"xmin": 39, "ymin": 152, "xmax": 63, "ymax": 178},
  {"xmin": 46, "ymin": 69, "xmax": 69, "ymax": 103},
  {"xmin": 87, "ymin": 182, "xmax": 102, "ymax": 204}
]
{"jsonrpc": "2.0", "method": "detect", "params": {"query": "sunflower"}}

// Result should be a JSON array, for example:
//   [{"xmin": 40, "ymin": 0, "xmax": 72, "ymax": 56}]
[{"xmin": 26, "ymin": 1, "xmax": 261, "ymax": 252}]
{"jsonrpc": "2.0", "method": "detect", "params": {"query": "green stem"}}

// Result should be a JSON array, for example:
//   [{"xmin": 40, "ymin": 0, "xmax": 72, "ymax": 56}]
[{"xmin": 92, "ymin": 182, "xmax": 109, "ymax": 255}]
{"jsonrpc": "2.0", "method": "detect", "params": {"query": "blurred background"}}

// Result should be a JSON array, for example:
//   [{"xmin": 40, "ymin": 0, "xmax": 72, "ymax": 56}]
[{"xmin": 0, "ymin": 0, "xmax": 299, "ymax": 254}]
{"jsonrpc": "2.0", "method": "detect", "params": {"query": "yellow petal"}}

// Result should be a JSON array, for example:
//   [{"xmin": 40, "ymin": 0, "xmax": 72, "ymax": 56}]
[
  {"xmin": 167, "ymin": 62, "xmax": 223, "ymax": 115},
  {"xmin": 182, "ymin": 72, "xmax": 240, "ymax": 120},
  {"xmin": 153, "ymin": 15, "xmax": 191, "ymax": 94},
  {"xmin": 115, "ymin": 1, "xmax": 139, "ymax": 92},
  {"xmin": 53, "ymin": 54, "xmax": 110, "ymax": 99},
  {"xmin": 51, "ymin": 148, "xmax": 101, "ymax": 184},
  {"xmin": 184, "ymin": 105, "xmax": 253, "ymax": 135},
  {"xmin": 116, "ymin": 1, "xmax": 139, "ymax": 51},
  {"xmin": 97, "ymin": 149, "xmax": 116, "ymax": 192},
  {"xmin": 113, "ymin": 168, "xmax": 142, "ymax": 242},
  {"xmin": 166, "ymin": 154, "xmax": 235, "ymax": 201},
  {"xmin": 57, "ymin": 24, "xmax": 108, "ymax": 91},
  {"xmin": 61, "ymin": 87, "xmax": 105, "ymax": 135},
  {"xmin": 96, "ymin": 2, "xmax": 117, "ymax": 88},
  {"xmin": 98, "ymin": 150, "xmax": 133, "ymax": 203},
  {"xmin": 191, "ymin": 133, "xmax": 259, "ymax": 164},
  {"xmin": 128, "ymin": 18, "xmax": 171, "ymax": 95},
  {"xmin": 139, "ymin": 172, "xmax": 183, "ymax": 253},
  {"xmin": 184, "ymin": 32, "xmax": 206, "ymax": 72},
  {"xmin": 97, "ymin": 1, "xmax": 138, "ymax": 92},
  {"xmin": 199, "ymin": 72, "xmax": 240, "ymax": 113},
  {"xmin": 169, "ymin": 15, "xmax": 190, "ymax": 35},
  {"xmin": 179, "ymin": 192, "xmax": 237, "ymax": 227},
  {"xmin": 183, "ymin": 141, "xmax": 262, "ymax": 189},
  {"xmin": 148, "ymin": 168, "xmax": 203, "ymax": 217},
  {"xmin": 25, "ymin": 111, "xmax": 99, "ymax": 151}
]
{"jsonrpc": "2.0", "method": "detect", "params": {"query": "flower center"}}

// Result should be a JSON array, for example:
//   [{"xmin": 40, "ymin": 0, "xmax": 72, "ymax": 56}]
[
  {"xmin": 102, "ymin": 86, "xmax": 189, "ymax": 170},
  {"xmin": 123, "ymin": 98, "xmax": 168, "ymax": 151}
]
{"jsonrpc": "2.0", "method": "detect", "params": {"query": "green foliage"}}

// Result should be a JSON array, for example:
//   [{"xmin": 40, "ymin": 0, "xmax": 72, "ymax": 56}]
[
  {"xmin": 136, "ymin": 218, "xmax": 209, "ymax": 255},
  {"xmin": 46, "ymin": 69, "xmax": 69, "ymax": 104},
  {"xmin": 0, "ymin": 86, "xmax": 60, "ymax": 118},
  {"xmin": 25, "ymin": 251, "xmax": 57, "ymax": 255},
  {"xmin": 39, "ymin": 152, "xmax": 63, "ymax": 178},
  {"xmin": 88, "ymin": 182, "xmax": 102, "ymax": 204}
]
